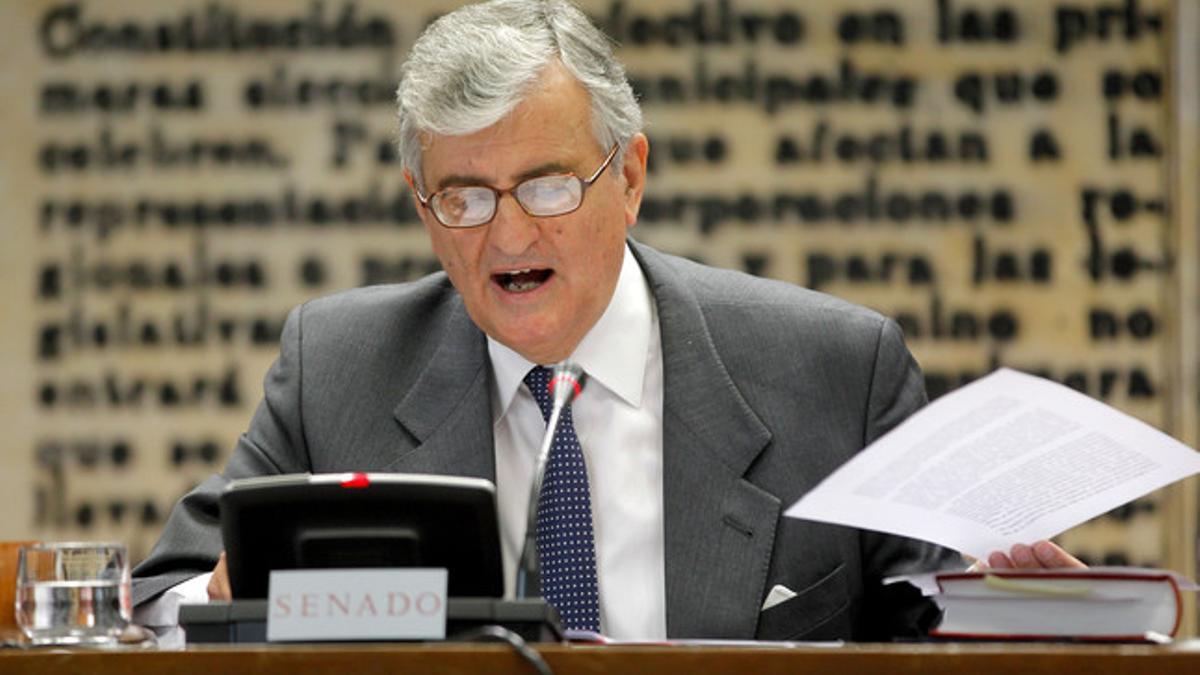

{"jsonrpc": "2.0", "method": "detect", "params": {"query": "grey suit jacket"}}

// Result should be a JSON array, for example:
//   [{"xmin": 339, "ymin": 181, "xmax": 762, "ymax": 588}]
[{"xmin": 133, "ymin": 239, "xmax": 960, "ymax": 640}]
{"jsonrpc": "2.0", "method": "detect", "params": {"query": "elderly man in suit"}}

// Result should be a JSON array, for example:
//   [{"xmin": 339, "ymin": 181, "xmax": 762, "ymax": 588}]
[{"xmin": 134, "ymin": 0, "xmax": 1080, "ymax": 640}]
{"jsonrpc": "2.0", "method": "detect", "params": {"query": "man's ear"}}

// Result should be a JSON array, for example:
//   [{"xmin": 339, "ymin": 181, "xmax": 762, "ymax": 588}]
[{"xmin": 620, "ymin": 133, "xmax": 649, "ymax": 229}]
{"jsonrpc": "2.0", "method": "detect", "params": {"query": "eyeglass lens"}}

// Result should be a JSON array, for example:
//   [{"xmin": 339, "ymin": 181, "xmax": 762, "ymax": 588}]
[{"xmin": 432, "ymin": 175, "xmax": 584, "ymax": 227}]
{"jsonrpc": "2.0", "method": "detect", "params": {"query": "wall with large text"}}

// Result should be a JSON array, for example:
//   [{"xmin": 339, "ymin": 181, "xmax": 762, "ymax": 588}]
[{"xmin": 0, "ymin": 0, "xmax": 1195, "ymax": 606}]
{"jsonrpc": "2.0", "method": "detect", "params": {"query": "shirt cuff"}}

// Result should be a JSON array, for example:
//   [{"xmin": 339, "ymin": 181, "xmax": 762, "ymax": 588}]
[{"xmin": 133, "ymin": 572, "xmax": 213, "ymax": 628}]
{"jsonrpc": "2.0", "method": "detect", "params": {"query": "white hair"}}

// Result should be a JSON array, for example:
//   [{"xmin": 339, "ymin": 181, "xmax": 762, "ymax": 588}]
[{"xmin": 396, "ymin": 0, "xmax": 642, "ymax": 190}]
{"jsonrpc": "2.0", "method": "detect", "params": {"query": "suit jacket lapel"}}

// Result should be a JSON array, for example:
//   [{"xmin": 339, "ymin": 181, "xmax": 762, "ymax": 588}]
[
  {"xmin": 388, "ymin": 297, "xmax": 496, "ymax": 483},
  {"xmin": 632, "ymin": 241, "xmax": 779, "ymax": 639}
]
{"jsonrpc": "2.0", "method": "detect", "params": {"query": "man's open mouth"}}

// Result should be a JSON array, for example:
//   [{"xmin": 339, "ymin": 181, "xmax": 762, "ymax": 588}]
[{"xmin": 493, "ymin": 268, "xmax": 553, "ymax": 293}]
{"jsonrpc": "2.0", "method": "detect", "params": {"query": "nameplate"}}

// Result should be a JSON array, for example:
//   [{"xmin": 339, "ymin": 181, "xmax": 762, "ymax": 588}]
[{"xmin": 266, "ymin": 568, "xmax": 448, "ymax": 642}]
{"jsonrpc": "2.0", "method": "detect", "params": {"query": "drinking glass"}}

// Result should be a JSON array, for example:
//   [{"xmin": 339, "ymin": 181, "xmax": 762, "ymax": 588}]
[{"xmin": 14, "ymin": 542, "xmax": 132, "ymax": 645}]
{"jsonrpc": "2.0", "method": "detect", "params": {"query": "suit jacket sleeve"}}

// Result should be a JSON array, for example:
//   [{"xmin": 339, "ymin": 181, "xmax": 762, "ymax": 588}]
[
  {"xmin": 854, "ymin": 318, "xmax": 963, "ymax": 639},
  {"xmin": 132, "ymin": 303, "xmax": 313, "ymax": 605}
]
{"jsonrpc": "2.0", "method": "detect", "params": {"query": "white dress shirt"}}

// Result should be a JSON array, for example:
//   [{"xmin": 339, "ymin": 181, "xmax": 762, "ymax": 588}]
[{"xmin": 489, "ymin": 243, "xmax": 666, "ymax": 640}]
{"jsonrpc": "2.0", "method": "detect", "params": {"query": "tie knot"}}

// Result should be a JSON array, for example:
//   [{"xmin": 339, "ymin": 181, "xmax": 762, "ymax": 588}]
[{"xmin": 523, "ymin": 366, "xmax": 555, "ymax": 422}]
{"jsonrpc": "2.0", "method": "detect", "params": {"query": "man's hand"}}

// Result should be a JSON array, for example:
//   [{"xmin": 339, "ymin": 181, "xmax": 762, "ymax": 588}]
[
  {"xmin": 983, "ymin": 540, "xmax": 1086, "ymax": 570},
  {"xmin": 207, "ymin": 551, "xmax": 232, "ymax": 600}
]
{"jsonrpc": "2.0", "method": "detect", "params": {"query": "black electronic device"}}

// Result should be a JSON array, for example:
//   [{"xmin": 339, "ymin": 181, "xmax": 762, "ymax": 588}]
[
  {"xmin": 218, "ymin": 472, "xmax": 504, "ymax": 599},
  {"xmin": 180, "ymin": 598, "xmax": 563, "ymax": 644}
]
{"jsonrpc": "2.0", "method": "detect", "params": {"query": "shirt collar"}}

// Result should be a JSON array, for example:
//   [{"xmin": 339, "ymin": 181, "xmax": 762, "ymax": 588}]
[{"xmin": 487, "ymin": 243, "xmax": 653, "ymax": 422}]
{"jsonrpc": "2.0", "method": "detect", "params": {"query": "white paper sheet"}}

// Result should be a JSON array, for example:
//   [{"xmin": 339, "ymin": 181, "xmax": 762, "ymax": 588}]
[{"xmin": 785, "ymin": 368, "xmax": 1200, "ymax": 558}]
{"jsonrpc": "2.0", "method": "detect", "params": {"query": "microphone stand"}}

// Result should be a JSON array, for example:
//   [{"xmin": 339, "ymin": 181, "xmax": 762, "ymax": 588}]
[{"xmin": 515, "ymin": 362, "xmax": 585, "ymax": 599}]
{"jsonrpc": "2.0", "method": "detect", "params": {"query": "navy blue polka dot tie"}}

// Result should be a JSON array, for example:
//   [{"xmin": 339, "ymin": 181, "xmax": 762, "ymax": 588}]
[{"xmin": 524, "ymin": 366, "xmax": 601, "ymax": 632}]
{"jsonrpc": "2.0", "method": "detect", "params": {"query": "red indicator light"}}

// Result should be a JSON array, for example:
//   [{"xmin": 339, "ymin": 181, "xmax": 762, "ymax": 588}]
[
  {"xmin": 341, "ymin": 472, "xmax": 370, "ymax": 488},
  {"xmin": 547, "ymin": 375, "xmax": 582, "ymax": 399}
]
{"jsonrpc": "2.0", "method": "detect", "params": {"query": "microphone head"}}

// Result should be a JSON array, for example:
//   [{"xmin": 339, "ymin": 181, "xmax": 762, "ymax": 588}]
[{"xmin": 548, "ymin": 361, "xmax": 586, "ymax": 408}]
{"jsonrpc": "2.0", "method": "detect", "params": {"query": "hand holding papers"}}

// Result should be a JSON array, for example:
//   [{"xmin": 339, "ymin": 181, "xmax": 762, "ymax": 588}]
[{"xmin": 786, "ymin": 368, "xmax": 1200, "ymax": 560}]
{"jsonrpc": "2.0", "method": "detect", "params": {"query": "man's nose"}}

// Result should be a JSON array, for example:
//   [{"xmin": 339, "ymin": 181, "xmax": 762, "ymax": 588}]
[{"xmin": 487, "ymin": 193, "xmax": 539, "ymax": 255}]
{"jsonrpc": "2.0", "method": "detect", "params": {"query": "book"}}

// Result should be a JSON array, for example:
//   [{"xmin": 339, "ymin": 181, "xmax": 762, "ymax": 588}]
[{"xmin": 922, "ymin": 568, "xmax": 1194, "ymax": 641}]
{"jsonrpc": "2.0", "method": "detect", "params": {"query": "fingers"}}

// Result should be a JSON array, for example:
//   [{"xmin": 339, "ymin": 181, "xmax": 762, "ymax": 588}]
[
  {"xmin": 1010, "ymin": 543, "xmax": 1038, "ymax": 567},
  {"xmin": 207, "ymin": 551, "xmax": 232, "ymax": 600},
  {"xmin": 1031, "ymin": 540, "xmax": 1087, "ymax": 568},
  {"xmin": 983, "ymin": 541, "xmax": 1087, "ymax": 571},
  {"xmin": 987, "ymin": 551, "xmax": 1014, "ymax": 569}
]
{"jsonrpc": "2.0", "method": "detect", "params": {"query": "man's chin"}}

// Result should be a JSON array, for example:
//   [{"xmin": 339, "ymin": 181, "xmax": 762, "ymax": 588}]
[{"xmin": 491, "ymin": 326, "xmax": 574, "ymax": 365}]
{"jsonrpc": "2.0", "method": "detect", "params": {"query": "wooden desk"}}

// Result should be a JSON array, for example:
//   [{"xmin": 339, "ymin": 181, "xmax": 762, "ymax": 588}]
[{"xmin": 2, "ymin": 642, "xmax": 1200, "ymax": 675}]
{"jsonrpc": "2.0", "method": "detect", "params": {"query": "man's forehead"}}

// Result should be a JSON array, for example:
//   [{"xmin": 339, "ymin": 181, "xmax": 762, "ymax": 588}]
[
  {"xmin": 417, "ymin": 61, "xmax": 600, "ymax": 186},
  {"xmin": 422, "ymin": 130, "xmax": 589, "ymax": 183},
  {"xmin": 419, "ymin": 130, "xmax": 599, "ymax": 190}
]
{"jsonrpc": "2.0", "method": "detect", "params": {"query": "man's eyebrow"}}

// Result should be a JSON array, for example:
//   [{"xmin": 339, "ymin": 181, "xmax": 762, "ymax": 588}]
[
  {"xmin": 435, "ymin": 161, "xmax": 577, "ymax": 191},
  {"xmin": 436, "ymin": 173, "xmax": 492, "ymax": 190},
  {"xmin": 514, "ymin": 161, "xmax": 573, "ymax": 182}
]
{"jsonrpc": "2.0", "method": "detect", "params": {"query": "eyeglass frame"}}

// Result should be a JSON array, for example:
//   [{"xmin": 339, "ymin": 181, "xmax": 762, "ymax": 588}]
[{"xmin": 413, "ymin": 144, "xmax": 621, "ymax": 229}]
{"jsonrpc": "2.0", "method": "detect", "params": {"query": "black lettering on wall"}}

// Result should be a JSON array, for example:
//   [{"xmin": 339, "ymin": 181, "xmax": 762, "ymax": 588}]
[
  {"xmin": 775, "ymin": 121, "xmax": 989, "ymax": 166},
  {"xmin": 838, "ymin": 8, "xmax": 906, "ymax": 45},
  {"xmin": 806, "ymin": 250, "xmax": 936, "ymax": 290},
  {"xmin": 646, "ymin": 132, "xmax": 728, "ymax": 173},
  {"xmin": 1089, "ymin": 306, "xmax": 1158, "ymax": 340},
  {"xmin": 937, "ymin": 0, "xmax": 1021, "ymax": 44},
  {"xmin": 894, "ymin": 293, "xmax": 1020, "ymax": 343},
  {"xmin": 38, "ymin": 125, "xmax": 290, "ymax": 174},
  {"xmin": 36, "ymin": 366, "xmax": 243, "ymax": 411},
  {"xmin": 1028, "ymin": 128, "xmax": 1062, "ymax": 161},
  {"xmin": 1106, "ymin": 111, "xmax": 1162, "ymax": 160},
  {"xmin": 1054, "ymin": 1, "xmax": 1164, "ymax": 55},
  {"xmin": 40, "ymin": 78, "xmax": 205, "ymax": 116},
  {"xmin": 628, "ymin": 56, "xmax": 918, "ymax": 115},
  {"xmin": 39, "ymin": 1, "xmax": 396, "ymax": 60},
  {"xmin": 953, "ymin": 69, "xmax": 1059, "ymax": 114},
  {"xmin": 604, "ymin": 0, "xmax": 806, "ymax": 48},
  {"xmin": 39, "ymin": 183, "xmax": 420, "ymax": 241},
  {"xmin": 972, "ymin": 235, "xmax": 1053, "ymax": 284}
]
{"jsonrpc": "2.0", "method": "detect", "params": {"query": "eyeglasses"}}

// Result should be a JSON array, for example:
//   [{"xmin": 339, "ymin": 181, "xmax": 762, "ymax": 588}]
[{"xmin": 414, "ymin": 144, "xmax": 620, "ymax": 228}]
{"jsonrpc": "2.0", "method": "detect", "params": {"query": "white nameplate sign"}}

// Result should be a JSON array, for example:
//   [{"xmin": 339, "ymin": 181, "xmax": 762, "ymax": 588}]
[{"xmin": 266, "ymin": 568, "xmax": 448, "ymax": 642}]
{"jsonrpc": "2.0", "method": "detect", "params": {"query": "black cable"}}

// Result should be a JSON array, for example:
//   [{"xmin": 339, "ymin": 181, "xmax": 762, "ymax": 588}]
[{"xmin": 452, "ymin": 624, "xmax": 554, "ymax": 675}]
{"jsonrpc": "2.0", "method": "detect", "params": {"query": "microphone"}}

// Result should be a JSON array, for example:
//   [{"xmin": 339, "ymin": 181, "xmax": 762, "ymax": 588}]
[{"xmin": 515, "ymin": 361, "xmax": 586, "ymax": 599}]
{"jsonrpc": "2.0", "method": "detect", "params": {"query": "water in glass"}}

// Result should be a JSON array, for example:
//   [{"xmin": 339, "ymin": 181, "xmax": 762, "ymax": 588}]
[
  {"xmin": 15, "ymin": 543, "xmax": 131, "ymax": 646},
  {"xmin": 16, "ymin": 579, "xmax": 126, "ymax": 644}
]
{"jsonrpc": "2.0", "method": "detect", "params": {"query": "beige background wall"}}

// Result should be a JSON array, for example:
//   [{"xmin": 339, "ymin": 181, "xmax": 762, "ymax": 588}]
[{"xmin": 0, "ymin": 0, "xmax": 1194, "ymax": 618}]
